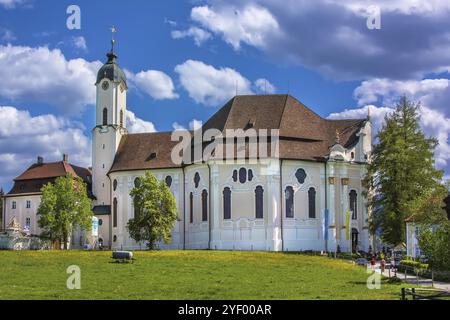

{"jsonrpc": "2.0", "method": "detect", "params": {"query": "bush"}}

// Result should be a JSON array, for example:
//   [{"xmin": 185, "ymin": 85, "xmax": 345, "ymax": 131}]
[
  {"xmin": 399, "ymin": 260, "xmax": 429, "ymax": 270},
  {"xmin": 397, "ymin": 260, "xmax": 429, "ymax": 277}
]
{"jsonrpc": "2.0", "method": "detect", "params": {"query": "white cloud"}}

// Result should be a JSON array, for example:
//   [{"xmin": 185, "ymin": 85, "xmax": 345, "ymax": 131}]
[
  {"xmin": 187, "ymin": 0, "xmax": 450, "ymax": 80},
  {"xmin": 174, "ymin": 59, "xmax": 253, "ymax": 106},
  {"xmin": 335, "ymin": 0, "xmax": 450, "ymax": 16},
  {"xmin": 189, "ymin": 119, "xmax": 203, "ymax": 130},
  {"xmin": 329, "ymin": 104, "xmax": 450, "ymax": 171},
  {"xmin": 0, "ymin": 44, "xmax": 101, "ymax": 116},
  {"xmin": 172, "ymin": 122, "xmax": 185, "ymax": 131},
  {"xmin": 172, "ymin": 119, "xmax": 203, "ymax": 131},
  {"xmin": 328, "ymin": 104, "xmax": 393, "ymax": 136},
  {"xmin": 329, "ymin": 77, "xmax": 450, "ymax": 172},
  {"xmin": 0, "ymin": 44, "xmax": 180, "ymax": 116},
  {"xmin": 0, "ymin": 0, "xmax": 28, "ymax": 9},
  {"xmin": 164, "ymin": 18, "xmax": 177, "ymax": 27},
  {"xmin": 354, "ymin": 78, "xmax": 450, "ymax": 107},
  {"xmin": 0, "ymin": 106, "xmax": 91, "ymax": 188},
  {"xmin": 126, "ymin": 69, "xmax": 178, "ymax": 100},
  {"xmin": 126, "ymin": 110, "xmax": 157, "ymax": 133},
  {"xmin": 254, "ymin": 78, "xmax": 276, "ymax": 94},
  {"xmin": 0, "ymin": 28, "xmax": 16, "ymax": 42},
  {"xmin": 72, "ymin": 36, "xmax": 87, "ymax": 51},
  {"xmin": 171, "ymin": 27, "xmax": 212, "ymax": 46},
  {"xmin": 191, "ymin": 4, "xmax": 280, "ymax": 50}
]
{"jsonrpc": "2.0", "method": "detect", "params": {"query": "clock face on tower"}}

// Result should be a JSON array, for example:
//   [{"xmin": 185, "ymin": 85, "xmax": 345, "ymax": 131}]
[{"xmin": 102, "ymin": 81, "xmax": 109, "ymax": 90}]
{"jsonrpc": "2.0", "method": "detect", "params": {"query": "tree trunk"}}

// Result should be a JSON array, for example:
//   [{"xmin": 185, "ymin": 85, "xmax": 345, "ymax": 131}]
[{"xmin": 63, "ymin": 233, "xmax": 68, "ymax": 250}]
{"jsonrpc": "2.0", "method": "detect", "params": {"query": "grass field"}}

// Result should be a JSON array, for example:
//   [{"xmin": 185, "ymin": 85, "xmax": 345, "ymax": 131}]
[{"xmin": 0, "ymin": 250, "xmax": 407, "ymax": 300}]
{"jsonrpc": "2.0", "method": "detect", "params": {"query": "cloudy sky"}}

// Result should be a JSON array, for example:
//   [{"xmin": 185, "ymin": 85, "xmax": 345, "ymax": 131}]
[{"xmin": 0, "ymin": 0, "xmax": 450, "ymax": 190}]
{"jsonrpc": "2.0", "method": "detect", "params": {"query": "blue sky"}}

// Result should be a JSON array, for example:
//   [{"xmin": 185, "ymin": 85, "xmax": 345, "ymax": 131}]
[{"xmin": 1, "ymin": 0, "xmax": 450, "ymax": 190}]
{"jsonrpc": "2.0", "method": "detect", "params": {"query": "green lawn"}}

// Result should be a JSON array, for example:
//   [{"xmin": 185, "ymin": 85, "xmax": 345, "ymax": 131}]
[{"xmin": 0, "ymin": 250, "xmax": 407, "ymax": 300}]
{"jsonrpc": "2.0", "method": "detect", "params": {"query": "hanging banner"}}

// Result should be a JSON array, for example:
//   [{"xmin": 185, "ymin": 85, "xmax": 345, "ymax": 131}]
[
  {"xmin": 345, "ymin": 210, "xmax": 351, "ymax": 240},
  {"xmin": 92, "ymin": 216, "xmax": 99, "ymax": 237}
]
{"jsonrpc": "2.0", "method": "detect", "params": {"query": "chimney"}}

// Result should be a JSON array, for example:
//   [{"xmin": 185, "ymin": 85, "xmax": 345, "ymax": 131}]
[
  {"xmin": 63, "ymin": 154, "xmax": 68, "ymax": 162},
  {"xmin": 37, "ymin": 156, "xmax": 44, "ymax": 164}
]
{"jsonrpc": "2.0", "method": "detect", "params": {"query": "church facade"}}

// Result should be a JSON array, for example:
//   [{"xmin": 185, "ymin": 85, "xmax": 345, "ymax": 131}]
[
  {"xmin": 2, "ymin": 46, "xmax": 373, "ymax": 253},
  {"xmin": 91, "ymin": 48, "xmax": 373, "ymax": 253}
]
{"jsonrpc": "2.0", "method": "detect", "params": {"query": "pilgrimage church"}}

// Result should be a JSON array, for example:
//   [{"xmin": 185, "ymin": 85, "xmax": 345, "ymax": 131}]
[{"xmin": 2, "ymin": 41, "xmax": 373, "ymax": 253}]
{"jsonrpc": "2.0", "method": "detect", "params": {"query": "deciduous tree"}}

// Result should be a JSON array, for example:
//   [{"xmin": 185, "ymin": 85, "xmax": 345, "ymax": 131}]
[
  {"xmin": 38, "ymin": 174, "xmax": 93, "ymax": 249},
  {"xmin": 127, "ymin": 171, "xmax": 178, "ymax": 249}
]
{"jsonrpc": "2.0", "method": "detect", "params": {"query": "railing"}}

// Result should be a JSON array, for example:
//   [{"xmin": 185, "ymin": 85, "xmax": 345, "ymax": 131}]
[{"xmin": 401, "ymin": 288, "xmax": 450, "ymax": 300}]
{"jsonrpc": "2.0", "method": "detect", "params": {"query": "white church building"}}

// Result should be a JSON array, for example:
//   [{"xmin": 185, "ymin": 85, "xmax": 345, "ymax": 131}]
[{"xmin": 3, "ymin": 44, "xmax": 373, "ymax": 253}]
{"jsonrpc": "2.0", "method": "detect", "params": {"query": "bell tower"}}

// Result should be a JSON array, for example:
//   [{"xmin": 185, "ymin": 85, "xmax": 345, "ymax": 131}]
[{"xmin": 92, "ymin": 27, "xmax": 127, "ymax": 209}]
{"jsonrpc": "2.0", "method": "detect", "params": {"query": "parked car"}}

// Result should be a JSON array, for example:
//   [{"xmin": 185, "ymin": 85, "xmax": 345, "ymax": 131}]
[{"xmin": 355, "ymin": 258, "xmax": 369, "ymax": 266}]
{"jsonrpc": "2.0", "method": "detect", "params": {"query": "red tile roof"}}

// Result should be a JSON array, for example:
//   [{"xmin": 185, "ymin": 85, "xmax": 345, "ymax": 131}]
[
  {"xmin": 110, "ymin": 94, "xmax": 367, "ymax": 172},
  {"xmin": 7, "ymin": 161, "xmax": 92, "ymax": 196}
]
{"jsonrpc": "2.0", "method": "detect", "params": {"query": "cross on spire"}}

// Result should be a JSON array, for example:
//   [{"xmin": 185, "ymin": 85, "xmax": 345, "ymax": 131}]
[{"xmin": 110, "ymin": 25, "xmax": 117, "ymax": 53}]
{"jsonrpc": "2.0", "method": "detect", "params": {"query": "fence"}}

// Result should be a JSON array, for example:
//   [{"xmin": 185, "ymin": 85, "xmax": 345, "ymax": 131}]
[{"xmin": 401, "ymin": 288, "xmax": 450, "ymax": 300}]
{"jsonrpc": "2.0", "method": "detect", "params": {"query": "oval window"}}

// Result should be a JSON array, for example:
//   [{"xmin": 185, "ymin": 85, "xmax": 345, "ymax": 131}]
[
  {"xmin": 239, "ymin": 168, "xmax": 247, "ymax": 184},
  {"xmin": 165, "ymin": 175, "xmax": 173, "ymax": 188}
]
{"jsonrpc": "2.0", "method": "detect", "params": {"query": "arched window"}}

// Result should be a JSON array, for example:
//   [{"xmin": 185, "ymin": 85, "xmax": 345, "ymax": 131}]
[
  {"xmin": 134, "ymin": 177, "xmax": 140, "ymax": 188},
  {"xmin": 223, "ymin": 187, "xmax": 231, "ymax": 220},
  {"xmin": 102, "ymin": 108, "xmax": 107, "ymax": 125},
  {"xmin": 120, "ymin": 109, "xmax": 124, "ymax": 127},
  {"xmin": 308, "ymin": 187, "xmax": 316, "ymax": 218},
  {"xmin": 165, "ymin": 175, "xmax": 172, "ymax": 188},
  {"xmin": 248, "ymin": 169, "xmax": 254, "ymax": 181},
  {"xmin": 113, "ymin": 197, "xmax": 118, "ymax": 227},
  {"xmin": 350, "ymin": 190, "xmax": 358, "ymax": 220},
  {"xmin": 285, "ymin": 186, "xmax": 294, "ymax": 218},
  {"xmin": 133, "ymin": 195, "xmax": 139, "ymax": 218},
  {"xmin": 113, "ymin": 179, "xmax": 118, "ymax": 191},
  {"xmin": 189, "ymin": 192, "xmax": 194, "ymax": 223},
  {"xmin": 194, "ymin": 172, "xmax": 200, "ymax": 188},
  {"xmin": 255, "ymin": 186, "xmax": 264, "ymax": 219},
  {"xmin": 202, "ymin": 189, "xmax": 208, "ymax": 221},
  {"xmin": 232, "ymin": 170, "xmax": 238, "ymax": 182}
]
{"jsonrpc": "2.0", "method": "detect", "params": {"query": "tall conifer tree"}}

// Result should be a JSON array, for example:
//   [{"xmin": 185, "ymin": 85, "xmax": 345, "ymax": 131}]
[{"xmin": 365, "ymin": 97, "xmax": 443, "ymax": 245}]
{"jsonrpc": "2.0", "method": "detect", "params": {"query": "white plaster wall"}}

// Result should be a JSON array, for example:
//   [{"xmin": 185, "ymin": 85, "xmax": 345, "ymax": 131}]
[
  {"xmin": 184, "ymin": 165, "xmax": 210, "ymax": 249},
  {"xmin": 4, "ymin": 195, "xmax": 42, "ymax": 235},
  {"xmin": 208, "ymin": 159, "xmax": 281, "ymax": 251},
  {"xmin": 109, "ymin": 168, "xmax": 184, "ymax": 250},
  {"xmin": 282, "ymin": 161, "xmax": 324, "ymax": 251}
]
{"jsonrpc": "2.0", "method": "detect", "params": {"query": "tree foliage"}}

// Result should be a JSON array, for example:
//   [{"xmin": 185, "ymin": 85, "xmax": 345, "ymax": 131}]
[
  {"xmin": 407, "ymin": 185, "xmax": 448, "ymax": 225},
  {"xmin": 37, "ymin": 174, "xmax": 93, "ymax": 249},
  {"xmin": 127, "ymin": 171, "xmax": 178, "ymax": 250},
  {"xmin": 365, "ymin": 97, "xmax": 443, "ymax": 245},
  {"xmin": 418, "ymin": 221, "xmax": 450, "ymax": 271}
]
